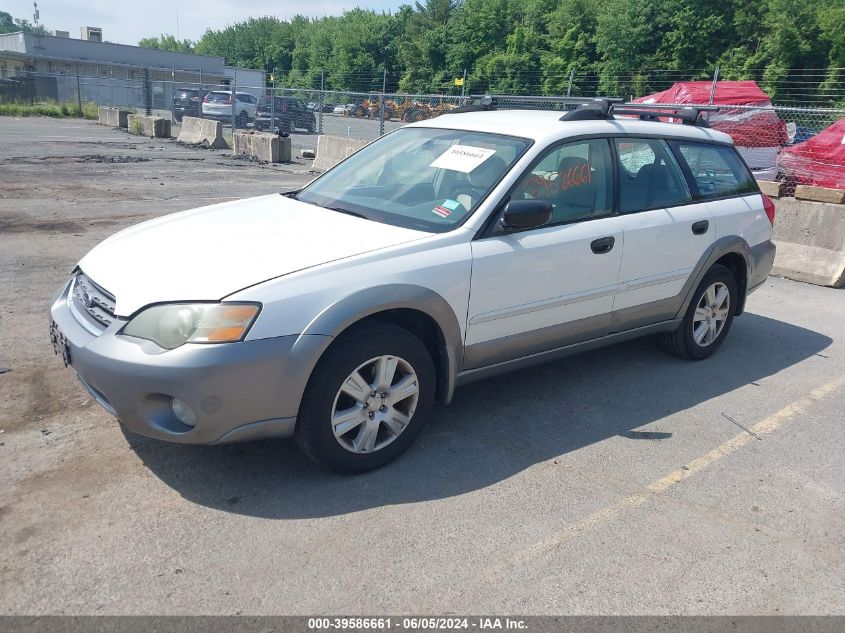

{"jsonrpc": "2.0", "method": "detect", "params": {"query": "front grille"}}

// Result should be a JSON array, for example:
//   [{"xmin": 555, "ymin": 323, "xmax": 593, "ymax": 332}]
[{"xmin": 69, "ymin": 272, "xmax": 116, "ymax": 333}]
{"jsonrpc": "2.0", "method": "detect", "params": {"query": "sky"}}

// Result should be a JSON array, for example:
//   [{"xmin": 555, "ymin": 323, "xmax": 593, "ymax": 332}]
[{"xmin": 5, "ymin": 0, "xmax": 402, "ymax": 45}]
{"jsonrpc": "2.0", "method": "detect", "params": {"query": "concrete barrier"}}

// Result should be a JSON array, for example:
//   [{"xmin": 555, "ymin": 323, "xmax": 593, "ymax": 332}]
[
  {"xmin": 98, "ymin": 107, "xmax": 131, "ymax": 128},
  {"xmin": 177, "ymin": 116, "xmax": 227, "ymax": 149},
  {"xmin": 757, "ymin": 180, "xmax": 784, "ymax": 198},
  {"xmin": 794, "ymin": 185, "xmax": 845, "ymax": 205},
  {"xmin": 127, "ymin": 114, "xmax": 171, "ymax": 138},
  {"xmin": 233, "ymin": 131, "xmax": 291, "ymax": 163},
  {"xmin": 312, "ymin": 135, "xmax": 368, "ymax": 172},
  {"xmin": 771, "ymin": 197, "xmax": 845, "ymax": 288}
]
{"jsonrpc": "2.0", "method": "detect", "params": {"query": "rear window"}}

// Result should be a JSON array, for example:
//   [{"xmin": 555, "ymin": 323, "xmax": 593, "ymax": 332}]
[
  {"xmin": 206, "ymin": 92, "xmax": 231, "ymax": 103},
  {"xmin": 174, "ymin": 90, "xmax": 197, "ymax": 99},
  {"xmin": 671, "ymin": 142, "xmax": 758, "ymax": 199}
]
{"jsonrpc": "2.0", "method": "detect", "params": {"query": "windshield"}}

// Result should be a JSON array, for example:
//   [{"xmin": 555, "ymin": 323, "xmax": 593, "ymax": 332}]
[{"xmin": 296, "ymin": 127, "xmax": 532, "ymax": 232}]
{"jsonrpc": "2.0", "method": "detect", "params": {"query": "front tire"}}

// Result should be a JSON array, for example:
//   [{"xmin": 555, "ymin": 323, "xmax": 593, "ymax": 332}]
[
  {"xmin": 662, "ymin": 264, "xmax": 738, "ymax": 360},
  {"xmin": 295, "ymin": 322, "xmax": 436, "ymax": 473}
]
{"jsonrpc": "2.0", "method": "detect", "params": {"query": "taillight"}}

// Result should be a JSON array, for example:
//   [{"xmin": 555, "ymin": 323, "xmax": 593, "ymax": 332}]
[
  {"xmin": 762, "ymin": 193, "xmax": 776, "ymax": 225},
  {"xmin": 202, "ymin": 97, "xmax": 210, "ymax": 103}
]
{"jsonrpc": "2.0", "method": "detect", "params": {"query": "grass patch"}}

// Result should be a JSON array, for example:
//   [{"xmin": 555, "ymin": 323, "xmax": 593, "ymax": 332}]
[
  {"xmin": 0, "ymin": 100, "xmax": 100, "ymax": 119},
  {"xmin": 129, "ymin": 118, "xmax": 145, "ymax": 135}
]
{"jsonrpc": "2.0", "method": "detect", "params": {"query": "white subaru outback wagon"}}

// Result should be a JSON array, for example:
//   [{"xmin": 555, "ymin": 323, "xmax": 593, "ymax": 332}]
[{"xmin": 50, "ymin": 100, "xmax": 776, "ymax": 473}]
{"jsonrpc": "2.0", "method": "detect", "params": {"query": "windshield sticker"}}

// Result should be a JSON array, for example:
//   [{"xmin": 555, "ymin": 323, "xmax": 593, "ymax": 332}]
[
  {"xmin": 442, "ymin": 199, "xmax": 461, "ymax": 210},
  {"xmin": 432, "ymin": 205, "xmax": 453, "ymax": 218},
  {"xmin": 430, "ymin": 145, "xmax": 497, "ymax": 173}
]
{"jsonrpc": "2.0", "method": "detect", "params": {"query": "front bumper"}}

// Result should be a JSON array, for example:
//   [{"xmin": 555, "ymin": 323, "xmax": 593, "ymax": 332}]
[{"xmin": 49, "ymin": 279, "xmax": 330, "ymax": 444}]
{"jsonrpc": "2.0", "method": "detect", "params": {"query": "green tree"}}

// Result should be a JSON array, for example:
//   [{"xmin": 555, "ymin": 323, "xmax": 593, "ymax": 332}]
[
  {"xmin": 0, "ymin": 10, "xmax": 47, "ymax": 35},
  {"xmin": 137, "ymin": 34, "xmax": 195, "ymax": 53}
]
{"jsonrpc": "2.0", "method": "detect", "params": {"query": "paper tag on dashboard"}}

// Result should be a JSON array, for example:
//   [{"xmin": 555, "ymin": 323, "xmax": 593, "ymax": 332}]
[{"xmin": 430, "ymin": 145, "xmax": 496, "ymax": 173}]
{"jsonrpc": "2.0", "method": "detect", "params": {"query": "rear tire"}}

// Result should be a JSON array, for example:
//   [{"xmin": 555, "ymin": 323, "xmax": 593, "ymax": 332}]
[
  {"xmin": 295, "ymin": 322, "xmax": 436, "ymax": 473},
  {"xmin": 661, "ymin": 264, "xmax": 738, "ymax": 360}
]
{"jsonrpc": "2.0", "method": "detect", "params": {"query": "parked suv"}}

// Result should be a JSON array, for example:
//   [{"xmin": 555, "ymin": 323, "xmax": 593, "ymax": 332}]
[
  {"xmin": 50, "ymin": 101, "xmax": 775, "ymax": 473},
  {"xmin": 171, "ymin": 88, "xmax": 201, "ymax": 122},
  {"xmin": 253, "ymin": 96, "xmax": 316, "ymax": 134},
  {"xmin": 201, "ymin": 91, "xmax": 258, "ymax": 127}
]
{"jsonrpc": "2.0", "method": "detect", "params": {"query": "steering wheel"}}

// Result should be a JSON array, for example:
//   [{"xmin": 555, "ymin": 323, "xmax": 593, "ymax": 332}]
[{"xmin": 451, "ymin": 186, "xmax": 485, "ymax": 211}]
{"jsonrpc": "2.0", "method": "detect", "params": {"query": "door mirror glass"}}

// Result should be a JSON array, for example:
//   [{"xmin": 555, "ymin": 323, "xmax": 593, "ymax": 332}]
[{"xmin": 501, "ymin": 199, "xmax": 553, "ymax": 230}]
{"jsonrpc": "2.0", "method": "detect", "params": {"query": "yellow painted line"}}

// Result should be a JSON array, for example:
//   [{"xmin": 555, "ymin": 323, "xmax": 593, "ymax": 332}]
[{"xmin": 479, "ymin": 373, "xmax": 845, "ymax": 576}]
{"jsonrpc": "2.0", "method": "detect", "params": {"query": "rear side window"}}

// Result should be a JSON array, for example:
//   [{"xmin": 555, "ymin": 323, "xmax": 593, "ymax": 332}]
[
  {"xmin": 671, "ymin": 142, "xmax": 758, "ymax": 199},
  {"xmin": 614, "ymin": 138, "xmax": 691, "ymax": 212}
]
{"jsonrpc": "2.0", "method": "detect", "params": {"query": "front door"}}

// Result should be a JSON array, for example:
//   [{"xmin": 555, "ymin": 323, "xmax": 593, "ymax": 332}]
[{"xmin": 466, "ymin": 138, "xmax": 624, "ymax": 369}]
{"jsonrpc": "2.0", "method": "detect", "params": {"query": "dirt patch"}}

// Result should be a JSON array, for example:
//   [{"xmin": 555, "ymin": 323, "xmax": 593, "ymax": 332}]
[
  {"xmin": 0, "ymin": 214, "xmax": 84, "ymax": 234},
  {"xmin": 79, "ymin": 154, "xmax": 151, "ymax": 164},
  {"xmin": 0, "ymin": 154, "xmax": 150, "ymax": 165}
]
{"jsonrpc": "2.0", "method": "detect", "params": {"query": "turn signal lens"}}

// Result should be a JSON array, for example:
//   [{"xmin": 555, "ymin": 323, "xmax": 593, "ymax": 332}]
[{"xmin": 122, "ymin": 303, "xmax": 260, "ymax": 349}]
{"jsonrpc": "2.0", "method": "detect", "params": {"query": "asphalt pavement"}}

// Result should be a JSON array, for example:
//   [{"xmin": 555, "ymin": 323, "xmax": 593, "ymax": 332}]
[{"xmin": 0, "ymin": 117, "xmax": 843, "ymax": 615}]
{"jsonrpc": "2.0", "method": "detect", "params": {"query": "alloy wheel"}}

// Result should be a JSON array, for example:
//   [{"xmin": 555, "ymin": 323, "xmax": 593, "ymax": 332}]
[
  {"xmin": 331, "ymin": 355, "xmax": 420, "ymax": 454},
  {"xmin": 692, "ymin": 282, "xmax": 730, "ymax": 347}
]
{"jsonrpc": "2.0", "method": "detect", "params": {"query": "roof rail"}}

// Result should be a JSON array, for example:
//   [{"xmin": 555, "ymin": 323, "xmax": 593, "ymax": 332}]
[
  {"xmin": 561, "ymin": 101, "xmax": 719, "ymax": 126},
  {"xmin": 439, "ymin": 94, "xmax": 496, "ymax": 115}
]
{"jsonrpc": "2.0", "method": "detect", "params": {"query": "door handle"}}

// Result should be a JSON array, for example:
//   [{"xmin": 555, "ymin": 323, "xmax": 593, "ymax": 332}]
[
  {"xmin": 590, "ymin": 236, "xmax": 615, "ymax": 254},
  {"xmin": 692, "ymin": 220, "xmax": 710, "ymax": 235}
]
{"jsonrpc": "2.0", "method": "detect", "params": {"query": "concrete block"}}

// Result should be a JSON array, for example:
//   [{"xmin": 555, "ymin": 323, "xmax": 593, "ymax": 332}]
[
  {"xmin": 794, "ymin": 185, "xmax": 845, "ymax": 205},
  {"xmin": 312, "ymin": 134, "xmax": 368, "ymax": 172},
  {"xmin": 771, "ymin": 197, "xmax": 845, "ymax": 288},
  {"xmin": 757, "ymin": 180, "xmax": 784, "ymax": 198},
  {"xmin": 233, "ymin": 131, "xmax": 291, "ymax": 163},
  {"xmin": 98, "ymin": 107, "xmax": 131, "ymax": 128},
  {"xmin": 127, "ymin": 114, "xmax": 170, "ymax": 138},
  {"xmin": 301, "ymin": 149, "xmax": 316, "ymax": 159},
  {"xmin": 177, "ymin": 116, "xmax": 227, "ymax": 149}
]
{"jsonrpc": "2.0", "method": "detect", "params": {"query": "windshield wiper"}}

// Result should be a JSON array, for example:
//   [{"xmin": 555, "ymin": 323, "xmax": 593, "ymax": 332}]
[
  {"xmin": 280, "ymin": 190, "xmax": 300, "ymax": 200},
  {"xmin": 323, "ymin": 206, "xmax": 369, "ymax": 220}
]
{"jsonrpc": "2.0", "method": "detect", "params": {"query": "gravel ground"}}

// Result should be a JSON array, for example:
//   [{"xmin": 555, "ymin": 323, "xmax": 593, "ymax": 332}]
[{"xmin": 0, "ymin": 116, "xmax": 843, "ymax": 616}]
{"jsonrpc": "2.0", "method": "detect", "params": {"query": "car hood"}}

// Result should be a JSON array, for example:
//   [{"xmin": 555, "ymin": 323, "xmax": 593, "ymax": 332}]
[{"xmin": 78, "ymin": 194, "xmax": 430, "ymax": 317}]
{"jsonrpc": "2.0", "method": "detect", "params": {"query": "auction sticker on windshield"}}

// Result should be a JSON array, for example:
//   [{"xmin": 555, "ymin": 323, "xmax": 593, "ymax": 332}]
[{"xmin": 430, "ymin": 145, "xmax": 496, "ymax": 173}]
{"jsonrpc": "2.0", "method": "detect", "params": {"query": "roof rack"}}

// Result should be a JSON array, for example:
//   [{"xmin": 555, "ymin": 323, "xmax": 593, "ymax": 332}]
[
  {"xmin": 438, "ymin": 94, "xmax": 496, "ymax": 115},
  {"xmin": 560, "ymin": 100, "xmax": 719, "ymax": 127}
]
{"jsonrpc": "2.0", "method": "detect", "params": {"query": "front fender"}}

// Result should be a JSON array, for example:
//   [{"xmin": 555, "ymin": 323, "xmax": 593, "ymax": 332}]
[{"xmin": 301, "ymin": 284, "xmax": 464, "ymax": 404}]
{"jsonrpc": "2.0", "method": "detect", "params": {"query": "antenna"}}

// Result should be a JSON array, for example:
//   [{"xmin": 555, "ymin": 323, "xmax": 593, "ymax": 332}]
[{"xmin": 33, "ymin": 1, "xmax": 40, "ymax": 27}]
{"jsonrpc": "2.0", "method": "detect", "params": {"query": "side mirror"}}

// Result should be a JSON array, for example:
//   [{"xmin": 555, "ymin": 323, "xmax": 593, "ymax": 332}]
[{"xmin": 500, "ymin": 199, "xmax": 552, "ymax": 231}]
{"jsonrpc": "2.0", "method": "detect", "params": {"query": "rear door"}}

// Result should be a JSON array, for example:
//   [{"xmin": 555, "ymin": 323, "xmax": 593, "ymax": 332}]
[
  {"xmin": 669, "ymin": 140, "xmax": 769, "ymax": 247},
  {"xmin": 611, "ymin": 137, "xmax": 714, "ymax": 330}
]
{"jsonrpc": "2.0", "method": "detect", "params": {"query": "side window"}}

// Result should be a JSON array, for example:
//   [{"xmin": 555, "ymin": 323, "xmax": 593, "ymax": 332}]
[
  {"xmin": 615, "ymin": 138, "xmax": 691, "ymax": 212},
  {"xmin": 512, "ymin": 139, "xmax": 613, "ymax": 224},
  {"xmin": 672, "ymin": 142, "xmax": 758, "ymax": 199}
]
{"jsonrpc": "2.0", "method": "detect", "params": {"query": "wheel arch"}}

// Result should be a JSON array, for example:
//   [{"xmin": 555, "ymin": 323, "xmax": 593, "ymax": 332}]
[
  {"xmin": 299, "ymin": 284, "xmax": 464, "ymax": 405},
  {"xmin": 675, "ymin": 236, "xmax": 753, "ymax": 319}
]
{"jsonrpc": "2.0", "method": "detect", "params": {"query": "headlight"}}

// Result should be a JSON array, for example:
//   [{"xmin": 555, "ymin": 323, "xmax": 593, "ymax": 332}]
[{"xmin": 121, "ymin": 303, "xmax": 260, "ymax": 350}]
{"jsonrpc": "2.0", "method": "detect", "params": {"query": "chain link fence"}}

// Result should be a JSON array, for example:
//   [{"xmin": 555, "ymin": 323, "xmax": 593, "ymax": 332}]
[{"xmin": 2, "ymin": 69, "xmax": 843, "ymax": 189}]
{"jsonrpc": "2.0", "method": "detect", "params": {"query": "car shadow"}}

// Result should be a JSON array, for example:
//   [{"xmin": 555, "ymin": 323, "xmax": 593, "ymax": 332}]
[{"xmin": 124, "ymin": 312, "xmax": 831, "ymax": 519}]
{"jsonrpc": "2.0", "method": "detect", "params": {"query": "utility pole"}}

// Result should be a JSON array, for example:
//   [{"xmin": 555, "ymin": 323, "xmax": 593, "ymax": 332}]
[
  {"xmin": 379, "ymin": 68, "xmax": 387, "ymax": 136},
  {"xmin": 460, "ymin": 68, "xmax": 467, "ymax": 101},
  {"xmin": 318, "ymin": 70, "xmax": 324, "ymax": 134}
]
